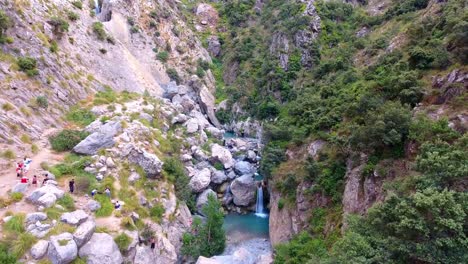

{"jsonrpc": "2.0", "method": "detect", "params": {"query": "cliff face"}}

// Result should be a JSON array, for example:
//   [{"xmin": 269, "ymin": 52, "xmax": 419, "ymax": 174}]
[{"xmin": 0, "ymin": 0, "xmax": 218, "ymax": 152}]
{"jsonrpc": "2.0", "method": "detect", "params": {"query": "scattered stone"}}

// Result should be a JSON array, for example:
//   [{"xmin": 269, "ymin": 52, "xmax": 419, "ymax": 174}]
[
  {"xmin": 73, "ymin": 220, "xmax": 96, "ymax": 247},
  {"xmin": 87, "ymin": 200, "xmax": 101, "ymax": 212},
  {"xmin": 60, "ymin": 210, "xmax": 88, "ymax": 226},
  {"xmin": 12, "ymin": 183, "xmax": 28, "ymax": 193},
  {"xmin": 26, "ymin": 212, "xmax": 47, "ymax": 223},
  {"xmin": 27, "ymin": 185, "xmax": 65, "ymax": 207},
  {"xmin": 106, "ymin": 157, "xmax": 116, "ymax": 168},
  {"xmin": 185, "ymin": 118, "xmax": 199, "ymax": 134},
  {"xmin": 211, "ymin": 170, "xmax": 228, "ymax": 184}
]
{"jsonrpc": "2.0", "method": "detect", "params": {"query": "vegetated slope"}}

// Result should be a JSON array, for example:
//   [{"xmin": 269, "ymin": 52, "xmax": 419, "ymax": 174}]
[{"xmin": 188, "ymin": 0, "xmax": 467, "ymax": 263}]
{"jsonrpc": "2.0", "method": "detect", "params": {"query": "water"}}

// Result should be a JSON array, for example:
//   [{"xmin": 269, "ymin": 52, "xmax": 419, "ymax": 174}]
[
  {"xmin": 254, "ymin": 172, "xmax": 263, "ymax": 181},
  {"xmin": 94, "ymin": 0, "xmax": 101, "ymax": 14},
  {"xmin": 223, "ymin": 213, "xmax": 269, "ymax": 244},
  {"xmin": 223, "ymin": 131, "xmax": 236, "ymax": 139},
  {"xmin": 255, "ymin": 187, "xmax": 268, "ymax": 218}
]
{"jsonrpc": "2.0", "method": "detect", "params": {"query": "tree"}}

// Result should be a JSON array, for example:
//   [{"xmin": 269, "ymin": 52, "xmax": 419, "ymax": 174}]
[{"xmin": 181, "ymin": 194, "xmax": 225, "ymax": 259}]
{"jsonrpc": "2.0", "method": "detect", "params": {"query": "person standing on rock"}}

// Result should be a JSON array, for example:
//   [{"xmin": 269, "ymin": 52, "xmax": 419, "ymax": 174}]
[
  {"xmin": 32, "ymin": 175, "xmax": 37, "ymax": 187},
  {"xmin": 69, "ymin": 179, "xmax": 75, "ymax": 193},
  {"xmin": 150, "ymin": 237, "xmax": 156, "ymax": 250}
]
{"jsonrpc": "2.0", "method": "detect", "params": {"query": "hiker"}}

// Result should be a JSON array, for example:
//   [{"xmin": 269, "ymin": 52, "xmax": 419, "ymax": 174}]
[
  {"xmin": 16, "ymin": 165, "xmax": 22, "ymax": 178},
  {"xmin": 23, "ymin": 157, "xmax": 32, "ymax": 174},
  {"xmin": 114, "ymin": 201, "xmax": 121, "ymax": 210},
  {"xmin": 105, "ymin": 187, "xmax": 111, "ymax": 198},
  {"xmin": 69, "ymin": 179, "xmax": 75, "ymax": 193},
  {"xmin": 42, "ymin": 176, "xmax": 48, "ymax": 186},
  {"xmin": 20, "ymin": 175, "xmax": 28, "ymax": 184},
  {"xmin": 91, "ymin": 189, "xmax": 98, "ymax": 198},
  {"xmin": 32, "ymin": 175, "xmax": 38, "ymax": 187},
  {"xmin": 150, "ymin": 237, "xmax": 156, "ymax": 250}
]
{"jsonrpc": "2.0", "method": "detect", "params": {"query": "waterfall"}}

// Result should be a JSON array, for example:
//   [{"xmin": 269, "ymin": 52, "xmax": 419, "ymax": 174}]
[
  {"xmin": 255, "ymin": 186, "xmax": 268, "ymax": 218},
  {"xmin": 94, "ymin": 0, "xmax": 101, "ymax": 14}
]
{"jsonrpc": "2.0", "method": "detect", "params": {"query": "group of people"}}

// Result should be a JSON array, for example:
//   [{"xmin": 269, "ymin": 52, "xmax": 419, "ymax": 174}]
[{"xmin": 15, "ymin": 157, "xmax": 50, "ymax": 187}]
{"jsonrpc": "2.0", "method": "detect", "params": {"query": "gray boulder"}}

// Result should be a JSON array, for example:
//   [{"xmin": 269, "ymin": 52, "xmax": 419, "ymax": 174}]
[
  {"xmin": 164, "ymin": 81, "xmax": 179, "ymax": 99},
  {"xmin": 27, "ymin": 185, "xmax": 64, "ymax": 206},
  {"xmin": 31, "ymin": 239, "xmax": 49, "ymax": 260},
  {"xmin": 185, "ymin": 118, "xmax": 199, "ymax": 134},
  {"xmin": 73, "ymin": 220, "xmax": 96, "ymax": 247},
  {"xmin": 207, "ymin": 35, "xmax": 221, "ymax": 57},
  {"xmin": 234, "ymin": 161, "xmax": 254, "ymax": 175},
  {"xmin": 246, "ymin": 150, "xmax": 257, "ymax": 162},
  {"xmin": 79, "ymin": 233, "xmax": 123, "ymax": 264},
  {"xmin": 196, "ymin": 189, "xmax": 217, "ymax": 214},
  {"xmin": 133, "ymin": 245, "xmax": 155, "ymax": 264},
  {"xmin": 189, "ymin": 168, "xmax": 211, "ymax": 193},
  {"xmin": 87, "ymin": 200, "xmax": 101, "ymax": 211},
  {"xmin": 127, "ymin": 148, "xmax": 163, "ymax": 179},
  {"xmin": 211, "ymin": 170, "xmax": 227, "ymax": 184},
  {"xmin": 60, "ymin": 210, "xmax": 88, "ymax": 226},
  {"xmin": 230, "ymin": 174, "xmax": 256, "ymax": 206},
  {"xmin": 48, "ymin": 233, "xmax": 78, "ymax": 264},
  {"xmin": 73, "ymin": 121, "xmax": 121, "ymax": 155},
  {"xmin": 12, "ymin": 183, "xmax": 28, "ymax": 193},
  {"xmin": 211, "ymin": 144, "xmax": 234, "ymax": 169},
  {"xmin": 26, "ymin": 212, "xmax": 47, "ymax": 223}
]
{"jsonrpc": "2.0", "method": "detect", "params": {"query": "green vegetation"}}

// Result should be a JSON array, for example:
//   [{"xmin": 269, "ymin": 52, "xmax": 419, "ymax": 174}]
[
  {"xmin": 0, "ymin": 242, "xmax": 16, "ymax": 264},
  {"xmin": 2, "ymin": 102, "xmax": 14, "ymax": 111},
  {"xmin": 156, "ymin": 51, "xmax": 169, "ymax": 62},
  {"xmin": 114, "ymin": 233, "xmax": 132, "ymax": 252},
  {"xmin": 0, "ymin": 10, "xmax": 12, "ymax": 44},
  {"xmin": 57, "ymin": 194, "xmax": 76, "ymax": 211},
  {"xmin": 166, "ymin": 68, "xmax": 181, "ymax": 84},
  {"xmin": 95, "ymin": 194, "xmax": 113, "ymax": 217},
  {"xmin": 149, "ymin": 203, "xmax": 165, "ymax": 223},
  {"xmin": 181, "ymin": 194, "xmax": 225, "ymax": 258},
  {"xmin": 71, "ymin": 1, "xmax": 83, "ymax": 9},
  {"xmin": 48, "ymin": 17, "xmax": 69, "ymax": 37},
  {"xmin": 92, "ymin": 22, "xmax": 107, "ymax": 41},
  {"xmin": 36, "ymin": 96, "xmax": 49, "ymax": 108},
  {"xmin": 49, "ymin": 130, "xmax": 89, "ymax": 151},
  {"xmin": 93, "ymin": 86, "xmax": 117, "ymax": 105},
  {"xmin": 17, "ymin": 57, "xmax": 39, "ymax": 76},
  {"xmin": 9, "ymin": 192, "xmax": 23, "ymax": 202},
  {"xmin": 162, "ymin": 157, "xmax": 195, "ymax": 211},
  {"xmin": 67, "ymin": 11, "xmax": 80, "ymax": 21},
  {"xmin": 2, "ymin": 149, "xmax": 16, "ymax": 160},
  {"xmin": 66, "ymin": 107, "xmax": 96, "ymax": 126}
]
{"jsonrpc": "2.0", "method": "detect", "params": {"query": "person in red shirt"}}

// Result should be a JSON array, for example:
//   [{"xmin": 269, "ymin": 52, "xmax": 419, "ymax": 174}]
[{"xmin": 20, "ymin": 176, "xmax": 28, "ymax": 183}]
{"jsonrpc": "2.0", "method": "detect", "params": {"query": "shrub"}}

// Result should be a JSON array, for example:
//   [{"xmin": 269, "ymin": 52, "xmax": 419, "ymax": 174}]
[
  {"xmin": 67, "ymin": 11, "xmax": 79, "ymax": 21},
  {"xmin": 130, "ymin": 26, "xmax": 139, "ymax": 34},
  {"xmin": 93, "ymin": 86, "xmax": 117, "ymax": 105},
  {"xmin": 163, "ymin": 157, "xmax": 195, "ymax": 211},
  {"xmin": 92, "ymin": 22, "xmax": 107, "ymax": 40},
  {"xmin": 2, "ymin": 102, "xmax": 14, "ymax": 111},
  {"xmin": 140, "ymin": 224, "xmax": 155, "ymax": 242},
  {"xmin": 114, "ymin": 233, "xmax": 132, "ymax": 252},
  {"xmin": 49, "ymin": 130, "xmax": 89, "ymax": 152},
  {"xmin": 0, "ymin": 10, "xmax": 12, "ymax": 38},
  {"xmin": 57, "ymin": 194, "xmax": 75, "ymax": 211},
  {"xmin": 149, "ymin": 203, "xmax": 165, "ymax": 222},
  {"xmin": 274, "ymin": 232, "xmax": 328, "ymax": 264},
  {"xmin": 48, "ymin": 17, "xmax": 69, "ymax": 36},
  {"xmin": 3, "ymin": 214, "xmax": 25, "ymax": 234},
  {"xmin": 156, "ymin": 51, "xmax": 169, "ymax": 62},
  {"xmin": 17, "ymin": 57, "xmax": 39, "ymax": 76},
  {"xmin": 71, "ymin": 1, "xmax": 83, "ymax": 9},
  {"xmin": 31, "ymin": 144, "xmax": 39, "ymax": 154},
  {"xmin": 166, "ymin": 68, "xmax": 181, "ymax": 84},
  {"xmin": 0, "ymin": 242, "xmax": 16, "ymax": 264},
  {"xmin": 2, "ymin": 149, "xmax": 15, "ymax": 160},
  {"xmin": 50, "ymin": 40, "xmax": 58, "ymax": 53},
  {"xmin": 66, "ymin": 107, "xmax": 96, "ymax": 126},
  {"xmin": 196, "ymin": 66, "xmax": 205, "ymax": 78},
  {"xmin": 12, "ymin": 233, "xmax": 36, "ymax": 258},
  {"xmin": 36, "ymin": 96, "xmax": 48, "ymax": 108},
  {"xmin": 75, "ymin": 176, "xmax": 91, "ymax": 193},
  {"xmin": 10, "ymin": 192, "xmax": 23, "ymax": 202},
  {"xmin": 95, "ymin": 195, "xmax": 113, "ymax": 217}
]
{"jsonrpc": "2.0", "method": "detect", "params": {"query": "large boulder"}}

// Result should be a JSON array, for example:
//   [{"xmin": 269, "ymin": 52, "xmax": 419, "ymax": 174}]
[
  {"xmin": 196, "ymin": 189, "xmax": 217, "ymax": 214},
  {"xmin": 189, "ymin": 168, "xmax": 211, "ymax": 193},
  {"xmin": 73, "ymin": 220, "xmax": 96, "ymax": 247},
  {"xmin": 185, "ymin": 118, "xmax": 199, "ymax": 134},
  {"xmin": 234, "ymin": 161, "xmax": 254, "ymax": 175},
  {"xmin": 31, "ymin": 239, "xmax": 49, "ymax": 260},
  {"xmin": 48, "ymin": 233, "xmax": 78, "ymax": 264},
  {"xmin": 189, "ymin": 76, "xmax": 221, "ymax": 128},
  {"xmin": 207, "ymin": 35, "xmax": 221, "ymax": 57},
  {"xmin": 211, "ymin": 170, "xmax": 227, "ymax": 184},
  {"xmin": 133, "ymin": 245, "xmax": 155, "ymax": 264},
  {"xmin": 79, "ymin": 233, "xmax": 123, "ymax": 264},
  {"xmin": 73, "ymin": 121, "xmax": 121, "ymax": 155},
  {"xmin": 60, "ymin": 210, "xmax": 88, "ymax": 226},
  {"xmin": 230, "ymin": 174, "xmax": 256, "ymax": 206},
  {"xmin": 127, "ymin": 148, "xmax": 163, "ymax": 179},
  {"xmin": 211, "ymin": 144, "xmax": 234, "ymax": 169},
  {"xmin": 87, "ymin": 200, "xmax": 101, "ymax": 211},
  {"xmin": 164, "ymin": 81, "xmax": 179, "ymax": 99},
  {"xmin": 27, "ymin": 185, "xmax": 64, "ymax": 207}
]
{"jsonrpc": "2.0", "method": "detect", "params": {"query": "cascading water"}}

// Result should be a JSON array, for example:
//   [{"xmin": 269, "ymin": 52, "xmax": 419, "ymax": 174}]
[
  {"xmin": 94, "ymin": 0, "xmax": 101, "ymax": 14},
  {"xmin": 255, "ymin": 186, "xmax": 268, "ymax": 218}
]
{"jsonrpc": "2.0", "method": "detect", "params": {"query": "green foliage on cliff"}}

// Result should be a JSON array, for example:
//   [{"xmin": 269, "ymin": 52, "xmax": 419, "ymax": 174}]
[
  {"xmin": 163, "ymin": 157, "xmax": 195, "ymax": 211},
  {"xmin": 49, "ymin": 130, "xmax": 89, "ymax": 151},
  {"xmin": 181, "ymin": 195, "xmax": 225, "ymax": 258}
]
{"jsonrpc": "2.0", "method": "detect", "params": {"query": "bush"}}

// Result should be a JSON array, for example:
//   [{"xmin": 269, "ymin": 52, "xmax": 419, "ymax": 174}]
[
  {"xmin": 67, "ymin": 11, "xmax": 79, "ymax": 21},
  {"xmin": 93, "ymin": 86, "xmax": 117, "ymax": 105},
  {"xmin": 0, "ymin": 10, "xmax": 12, "ymax": 38},
  {"xmin": 10, "ymin": 192, "xmax": 23, "ymax": 202},
  {"xmin": 181, "ymin": 195, "xmax": 225, "ymax": 258},
  {"xmin": 149, "ymin": 203, "xmax": 165, "ymax": 222},
  {"xmin": 71, "ymin": 1, "xmax": 83, "ymax": 9},
  {"xmin": 49, "ymin": 130, "xmax": 89, "ymax": 152},
  {"xmin": 156, "ymin": 51, "xmax": 169, "ymax": 62},
  {"xmin": 114, "ymin": 233, "xmax": 132, "ymax": 252},
  {"xmin": 0, "ymin": 242, "xmax": 16, "ymax": 264},
  {"xmin": 50, "ymin": 40, "xmax": 59, "ymax": 53},
  {"xmin": 92, "ymin": 22, "xmax": 107, "ymax": 40},
  {"xmin": 17, "ymin": 57, "xmax": 39, "ymax": 77},
  {"xmin": 31, "ymin": 144, "xmax": 39, "ymax": 154},
  {"xmin": 3, "ymin": 214, "xmax": 25, "ymax": 234},
  {"xmin": 163, "ymin": 157, "xmax": 195, "ymax": 211},
  {"xmin": 12, "ymin": 233, "xmax": 36, "ymax": 258},
  {"xmin": 66, "ymin": 107, "xmax": 96, "ymax": 126},
  {"xmin": 196, "ymin": 66, "xmax": 205, "ymax": 78},
  {"xmin": 2, "ymin": 102, "xmax": 13, "ymax": 111},
  {"xmin": 95, "ymin": 195, "xmax": 113, "ymax": 217},
  {"xmin": 36, "ymin": 96, "xmax": 48, "ymax": 108},
  {"xmin": 166, "ymin": 68, "xmax": 181, "ymax": 84},
  {"xmin": 48, "ymin": 17, "xmax": 69, "ymax": 36},
  {"xmin": 57, "ymin": 194, "xmax": 75, "ymax": 211},
  {"xmin": 274, "ymin": 232, "xmax": 328, "ymax": 264},
  {"xmin": 2, "ymin": 149, "xmax": 16, "ymax": 160}
]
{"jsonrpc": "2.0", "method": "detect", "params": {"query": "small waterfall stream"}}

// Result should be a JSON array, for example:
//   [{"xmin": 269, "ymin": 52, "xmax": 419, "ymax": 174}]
[
  {"xmin": 255, "ymin": 186, "xmax": 268, "ymax": 218},
  {"xmin": 94, "ymin": 0, "xmax": 101, "ymax": 14}
]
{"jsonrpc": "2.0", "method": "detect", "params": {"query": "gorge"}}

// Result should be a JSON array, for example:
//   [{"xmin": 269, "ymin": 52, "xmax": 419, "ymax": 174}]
[{"xmin": 0, "ymin": 0, "xmax": 466, "ymax": 264}]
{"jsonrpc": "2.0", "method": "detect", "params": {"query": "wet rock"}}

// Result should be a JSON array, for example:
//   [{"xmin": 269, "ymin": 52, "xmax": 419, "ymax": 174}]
[
  {"xmin": 48, "ymin": 233, "xmax": 78, "ymax": 264},
  {"xmin": 79, "ymin": 233, "xmax": 123, "ymax": 264},
  {"xmin": 230, "ymin": 174, "xmax": 256, "ymax": 206}
]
